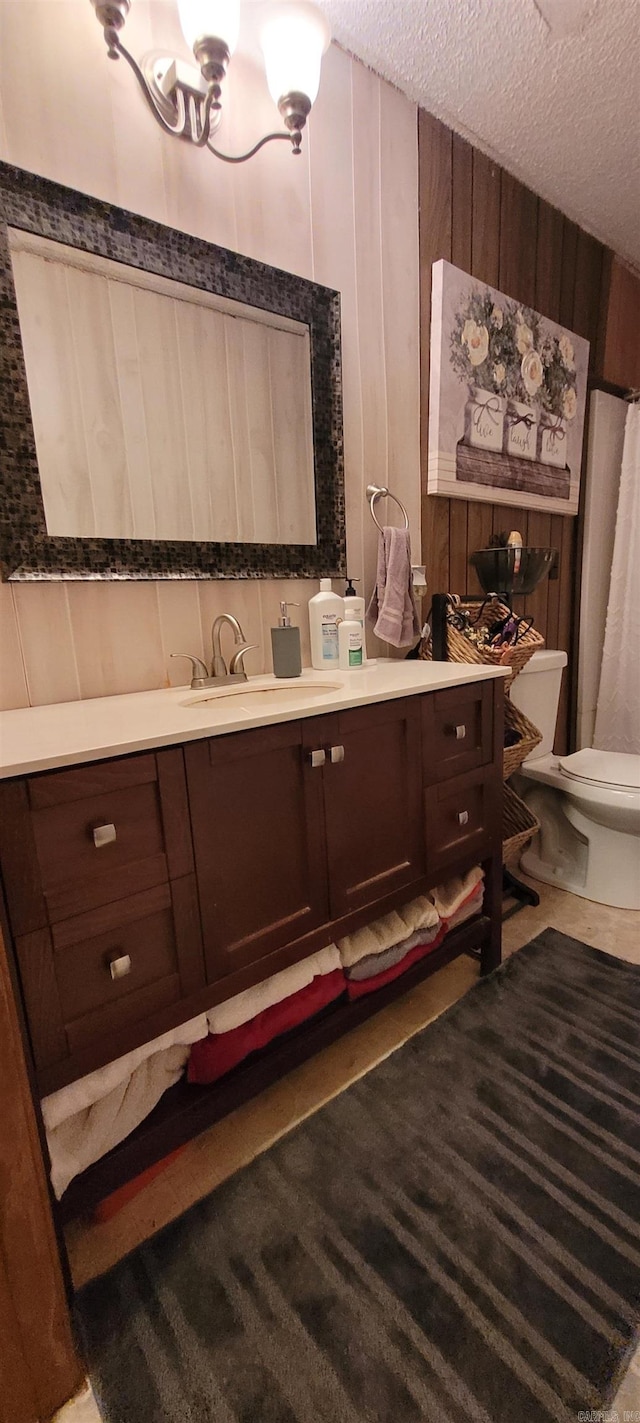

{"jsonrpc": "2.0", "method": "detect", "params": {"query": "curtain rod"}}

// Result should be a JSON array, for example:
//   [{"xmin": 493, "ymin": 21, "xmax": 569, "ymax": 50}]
[{"xmin": 588, "ymin": 377, "xmax": 640, "ymax": 403}]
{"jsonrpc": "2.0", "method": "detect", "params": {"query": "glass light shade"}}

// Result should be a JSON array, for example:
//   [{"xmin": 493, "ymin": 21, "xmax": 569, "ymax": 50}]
[
  {"xmin": 177, "ymin": 0, "xmax": 240, "ymax": 55},
  {"xmin": 260, "ymin": 1, "xmax": 331, "ymax": 108}
]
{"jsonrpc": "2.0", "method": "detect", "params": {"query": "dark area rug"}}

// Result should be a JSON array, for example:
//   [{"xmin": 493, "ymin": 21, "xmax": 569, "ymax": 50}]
[{"xmin": 76, "ymin": 929, "xmax": 640, "ymax": 1422}]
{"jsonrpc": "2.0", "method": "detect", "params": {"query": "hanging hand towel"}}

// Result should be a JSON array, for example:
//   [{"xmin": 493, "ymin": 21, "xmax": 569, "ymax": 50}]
[{"xmin": 366, "ymin": 526, "xmax": 421, "ymax": 647}]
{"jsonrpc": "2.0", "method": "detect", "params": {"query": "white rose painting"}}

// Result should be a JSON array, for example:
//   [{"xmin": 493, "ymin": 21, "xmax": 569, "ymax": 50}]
[{"xmin": 428, "ymin": 259, "xmax": 590, "ymax": 516}]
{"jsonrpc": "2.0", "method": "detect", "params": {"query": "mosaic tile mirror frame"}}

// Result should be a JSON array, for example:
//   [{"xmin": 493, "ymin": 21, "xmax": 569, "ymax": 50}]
[{"xmin": 0, "ymin": 161, "xmax": 345, "ymax": 580}]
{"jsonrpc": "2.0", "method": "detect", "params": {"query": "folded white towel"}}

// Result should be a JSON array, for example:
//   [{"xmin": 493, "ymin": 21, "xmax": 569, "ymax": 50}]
[
  {"xmin": 206, "ymin": 943, "xmax": 341, "ymax": 1036},
  {"xmin": 337, "ymin": 896, "xmax": 440, "ymax": 969},
  {"xmin": 430, "ymin": 866, "xmax": 484, "ymax": 921},
  {"xmin": 47, "ymin": 1044, "xmax": 188, "ymax": 1199},
  {"xmin": 445, "ymin": 882, "xmax": 484, "ymax": 930},
  {"xmin": 41, "ymin": 1012, "xmax": 208, "ymax": 1132}
]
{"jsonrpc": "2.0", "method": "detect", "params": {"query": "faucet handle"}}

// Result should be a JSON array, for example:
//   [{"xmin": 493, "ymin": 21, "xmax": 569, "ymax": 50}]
[
  {"xmin": 170, "ymin": 653, "xmax": 210, "ymax": 688},
  {"xmin": 229, "ymin": 644, "xmax": 258, "ymax": 678}
]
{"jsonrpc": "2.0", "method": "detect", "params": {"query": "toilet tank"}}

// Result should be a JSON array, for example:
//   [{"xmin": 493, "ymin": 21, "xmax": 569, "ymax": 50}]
[{"xmin": 509, "ymin": 649, "xmax": 568, "ymax": 759}]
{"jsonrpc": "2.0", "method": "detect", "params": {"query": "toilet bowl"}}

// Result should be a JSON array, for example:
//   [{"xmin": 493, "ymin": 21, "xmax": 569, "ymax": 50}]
[{"xmin": 509, "ymin": 652, "xmax": 640, "ymax": 910}]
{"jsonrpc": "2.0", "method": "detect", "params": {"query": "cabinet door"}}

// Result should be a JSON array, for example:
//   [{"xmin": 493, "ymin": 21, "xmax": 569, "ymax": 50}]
[
  {"xmin": 185, "ymin": 722, "xmax": 329, "ymax": 984},
  {"xmin": 319, "ymin": 697, "xmax": 425, "ymax": 918}
]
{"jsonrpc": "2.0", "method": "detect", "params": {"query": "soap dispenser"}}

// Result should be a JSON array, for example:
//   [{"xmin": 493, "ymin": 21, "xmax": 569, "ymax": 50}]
[
  {"xmin": 271, "ymin": 602, "xmax": 302, "ymax": 678},
  {"xmin": 344, "ymin": 576, "xmax": 367, "ymax": 664}
]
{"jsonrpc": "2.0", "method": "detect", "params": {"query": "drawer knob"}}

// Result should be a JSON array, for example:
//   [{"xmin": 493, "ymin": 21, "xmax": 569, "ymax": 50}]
[
  {"xmin": 308, "ymin": 748, "xmax": 326, "ymax": 768},
  {"xmin": 330, "ymin": 745, "xmax": 345, "ymax": 763},
  {"xmin": 93, "ymin": 822, "xmax": 116, "ymax": 848},
  {"xmin": 108, "ymin": 953, "xmax": 131, "ymax": 981},
  {"xmin": 457, "ymin": 810, "xmax": 469, "ymax": 826},
  {"xmin": 451, "ymin": 724, "xmax": 466, "ymax": 741}
]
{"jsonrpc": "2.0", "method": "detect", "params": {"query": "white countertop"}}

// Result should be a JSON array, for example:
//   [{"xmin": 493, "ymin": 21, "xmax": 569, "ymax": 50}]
[{"xmin": 0, "ymin": 660, "xmax": 508, "ymax": 779}]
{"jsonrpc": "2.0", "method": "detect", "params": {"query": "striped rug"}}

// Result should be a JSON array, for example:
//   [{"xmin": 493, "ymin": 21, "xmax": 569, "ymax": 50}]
[{"xmin": 77, "ymin": 929, "xmax": 640, "ymax": 1422}]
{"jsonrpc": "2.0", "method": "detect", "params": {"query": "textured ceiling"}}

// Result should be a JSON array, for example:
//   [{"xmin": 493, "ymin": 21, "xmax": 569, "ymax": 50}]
[{"xmin": 315, "ymin": 0, "xmax": 640, "ymax": 268}]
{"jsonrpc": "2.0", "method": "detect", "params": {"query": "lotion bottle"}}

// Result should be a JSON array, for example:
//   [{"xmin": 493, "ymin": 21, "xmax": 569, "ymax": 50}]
[
  {"xmin": 309, "ymin": 579, "xmax": 343, "ymax": 670},
  {"xmin": 338, "ymin": 610, "xmax": 364, "ymax": 670},
  {"xmin": 344, "ymin": 576, "xmax": 367, "ymax": 663},
  {"xmin": 271, "ymin": 602, "xmax": 301, "ymax": 678}
]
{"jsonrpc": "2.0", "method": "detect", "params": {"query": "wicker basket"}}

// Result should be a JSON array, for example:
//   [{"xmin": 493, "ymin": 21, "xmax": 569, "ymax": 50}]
[
  {"xmin": 503, "ymin": 781, "xmax": 540, "ymax": 865},
  {"xmin": 503, "ymin": 697, "xmax": 543, "ymax": 779},
  {"xmin": 420, "ymin": 597, "xmax": 544, "ymax": 685}
]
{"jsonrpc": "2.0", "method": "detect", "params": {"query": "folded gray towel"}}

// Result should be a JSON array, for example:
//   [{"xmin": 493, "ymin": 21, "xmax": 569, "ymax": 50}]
[
  {"xmin": 366, "ymin": 526, "xmax": 421, "ymax": 647},
  {"xmin": 346, "ymin": 920, "xmax": 442, "ymax": 982}
]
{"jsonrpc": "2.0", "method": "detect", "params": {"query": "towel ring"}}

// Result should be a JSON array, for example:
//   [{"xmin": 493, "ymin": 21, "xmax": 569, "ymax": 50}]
[{"xmin": 366, "ymin": 484, "xmax": 410, "ymax": 533}]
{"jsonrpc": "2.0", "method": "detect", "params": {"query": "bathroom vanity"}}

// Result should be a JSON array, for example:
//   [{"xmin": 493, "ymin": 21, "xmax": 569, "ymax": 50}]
[{"xmin": 0, "ymin": 662, "xmax": 505, "ymax": 1215}]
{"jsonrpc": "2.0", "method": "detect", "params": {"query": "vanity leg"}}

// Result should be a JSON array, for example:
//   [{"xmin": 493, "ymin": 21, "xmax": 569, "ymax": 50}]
[
  {"xmin": 502, "ymin": 867, "xmax": 540, "ymax": 919},
  {"xmin": 480, "ymin": 851, "xmax": 502, "ymax": 975},
  {"xmin": 478, "ymin": 680, "xmax": 504, "ymax": 976}
]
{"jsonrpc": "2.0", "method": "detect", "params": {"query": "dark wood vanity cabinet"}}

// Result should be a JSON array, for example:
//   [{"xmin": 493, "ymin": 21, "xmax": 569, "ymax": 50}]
[
  {"xmin": 422, "ymin": 681, "xmax": 500, "ymax": 876},
  {"xmin": 0, "ymin": 749, "xmax": 205, "ymax": 1084},
  {"xmin": 0, "ymin": 678, "xmax": 503, "ymax": 1098},
  {"xmin": 185, "ymin": 696, "xmax": 425, "ymax": 982}
]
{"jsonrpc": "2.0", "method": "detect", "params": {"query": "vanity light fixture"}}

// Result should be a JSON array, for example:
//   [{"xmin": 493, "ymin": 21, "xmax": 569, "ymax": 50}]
[{"xmin": 90, "ymin": 0, "xmax": 331, "ymax": 162}]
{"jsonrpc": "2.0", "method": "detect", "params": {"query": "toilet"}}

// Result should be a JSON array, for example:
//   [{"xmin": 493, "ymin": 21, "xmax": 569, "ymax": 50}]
[{"xmin": 510, "ymin": 650, "xmax": 640, "ymax": 910}]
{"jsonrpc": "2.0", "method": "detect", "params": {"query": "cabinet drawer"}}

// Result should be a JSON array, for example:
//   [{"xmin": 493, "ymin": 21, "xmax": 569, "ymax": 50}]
[
  {"xmin": 15, "ymin": 877, "xmax": 205, "ymax": 1075},
  {"xmin": 422, "ymin": 682, "xmax": 493, "ymax": 784},
  {"xmin": 51, "ymin": 884, "xmax": 177, "ymax": 1024},
  {"xmin": 30, "ymin": 780, "xmax": 167, "ymax": 921},
  {"xmin": 0, "ymin": 749, "xmax": 195, "ymax": 933},
  {"xmin": 425, "ymin": 766, "xmax": 499, "ymax": 874}
]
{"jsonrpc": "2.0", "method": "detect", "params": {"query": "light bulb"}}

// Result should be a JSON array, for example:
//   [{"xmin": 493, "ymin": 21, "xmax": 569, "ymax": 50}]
[
  {"xmin": 177, "ymin": 0, "xmax": 240, "ymax": 57},
  {"xmin": 260, "ymin": 1, "xmax": 330, "ymax": 109}
]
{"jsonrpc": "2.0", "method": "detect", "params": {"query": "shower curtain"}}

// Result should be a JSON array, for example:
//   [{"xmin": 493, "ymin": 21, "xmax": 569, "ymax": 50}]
[{"xmin": 594, "ymin": 401, "xmax": 640, "ymax": 754}]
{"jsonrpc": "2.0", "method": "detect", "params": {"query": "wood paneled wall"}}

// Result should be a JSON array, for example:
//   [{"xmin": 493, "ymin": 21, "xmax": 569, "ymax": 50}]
[
  {"xmin": 0, "ymin": 924, "xmax": 82, "ymax": 1422},
  {"xmin": 602, "ymin": 257, "xmax": 640, "ymax": 392},
  {"xmin": 419, "ymin": 112, "xmax": 608, "ymax": 754}
]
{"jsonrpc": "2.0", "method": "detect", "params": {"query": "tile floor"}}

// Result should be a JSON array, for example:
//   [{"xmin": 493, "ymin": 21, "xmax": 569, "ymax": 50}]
[{"xmin": 57, "ymin": 877, "xmax": 640, "ymax": 1422}]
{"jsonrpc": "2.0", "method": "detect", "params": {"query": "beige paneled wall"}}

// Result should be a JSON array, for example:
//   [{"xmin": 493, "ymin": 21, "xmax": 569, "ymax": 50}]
[{"xmin": 0, "ymin": 0, "xmax": 420, "ymax": 709}]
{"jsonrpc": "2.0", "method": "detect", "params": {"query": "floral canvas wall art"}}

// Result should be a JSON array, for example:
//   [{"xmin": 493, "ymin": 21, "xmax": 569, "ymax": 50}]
[{"xmin": 428, "ymin": 259, "xmax": 589, "ymax": 515}]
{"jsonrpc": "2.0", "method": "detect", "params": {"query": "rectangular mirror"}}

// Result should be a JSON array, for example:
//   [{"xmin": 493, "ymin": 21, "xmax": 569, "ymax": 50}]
[
  {"xmin": 0, "ymin": 162, "xmax": 345, "ymax": 580},
  {"xmin": 9, "ymin": 231, "xmax": 316, "ymax": 547}
]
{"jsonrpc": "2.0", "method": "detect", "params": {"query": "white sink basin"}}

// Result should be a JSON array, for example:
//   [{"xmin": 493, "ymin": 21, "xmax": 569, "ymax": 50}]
[{"xmin": 181, "ymin": 680, "xmax": 344, "ymax": 709}]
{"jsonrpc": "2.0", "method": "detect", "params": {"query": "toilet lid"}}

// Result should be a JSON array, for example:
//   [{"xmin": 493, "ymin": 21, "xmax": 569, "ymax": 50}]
[{"xmin": 559, "ymin": 749, "xmax": 640, "ymax": 791}]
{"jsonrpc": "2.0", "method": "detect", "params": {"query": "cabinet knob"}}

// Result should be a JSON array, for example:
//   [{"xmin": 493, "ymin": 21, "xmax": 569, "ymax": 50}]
[
  {"xmin": 308, "ymin": 748, "xmax": 326, "ymax": 768},
  {"xmin": 108, "ymin": 953, "xmax": 131, "ymax": 981},
  {"xmin": 93, "ymin": 822, "xmax": 116, "ymax": 848},
  {"xmin": 330, "ymin": 745, "xmax": 345, "ymax": 763},
  {"xmin": 450, "ymin": 724, "xmax": 466, "ymax": 740},
  {"xmin": 457, "ymin": 810, "xmax": 469, "ymax": 826}
]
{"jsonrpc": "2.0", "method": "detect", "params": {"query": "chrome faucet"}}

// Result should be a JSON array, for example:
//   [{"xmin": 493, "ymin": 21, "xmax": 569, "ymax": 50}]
[
  {"xmin": 171, "ymin": 614, "xmax": 257, "ymax": 689},
  {"xmin": 211, "ymin": 613, "xmax": 250, "ymax": 677}
]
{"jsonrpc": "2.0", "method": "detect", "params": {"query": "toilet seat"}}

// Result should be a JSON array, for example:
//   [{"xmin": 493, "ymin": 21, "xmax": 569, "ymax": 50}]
[{"xmin": 558, "ymin": 749, "xmax": 640, "ymax": 792}]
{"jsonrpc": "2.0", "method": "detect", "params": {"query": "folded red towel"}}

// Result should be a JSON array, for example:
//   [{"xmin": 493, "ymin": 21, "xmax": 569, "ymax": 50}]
[
  {"xmin": 346, "ymin": 927, "xmax": 447, "ymax": 1000},
  {"xmin": 188, "ymin": 968, "xmax": 346, "ymax": 1085}
]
